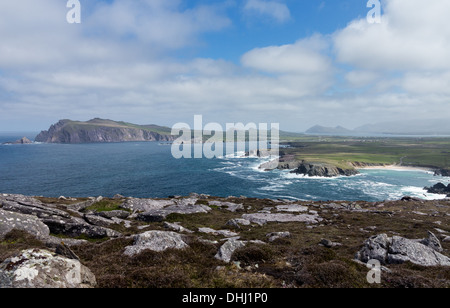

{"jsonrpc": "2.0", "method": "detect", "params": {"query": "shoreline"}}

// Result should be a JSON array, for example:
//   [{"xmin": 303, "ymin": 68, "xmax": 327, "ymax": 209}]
[{"xmin": 357, "ymin": 165, "xmax": 435, "ymax": 173}]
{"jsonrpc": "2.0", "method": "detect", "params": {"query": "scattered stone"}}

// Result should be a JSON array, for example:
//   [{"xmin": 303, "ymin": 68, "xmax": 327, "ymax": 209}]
[
  {"xmin": 226, "ymin": 218, "xmax": 251, "ymax": 229},
  {"xmin": 163, "ymin": 222, "xmax": 194, "ymax": 233},
  {"xmin": 123, "ymin": 231, "xmax": 188, "ymax": 256},
  {"xmin": 198, "ymin": 227, "xmax": 239, "ymax": 238},
  {"xmin": 98, "ymin": 210, "xmax": 130, "ymax": 219},
  {"xmin": 266, "ymin": 232, "xmax": 291, "ymax": 242},
  {"xmin": 83, "ymin": 214, "xmax": 117, "ymax": 228},
  {"xmin": 208, "ymin": 201, "xmax": 244, "ymax": 212},
  {"xmin": 242, "ymin": 213, "xmax": 322, "ymax": 226},
  {"xmin": 320, "ymin": 239, "xmax": 342, "ymax": 248},
  {"xmin": 0, "ymin": 249, "xmax": 96, "ymax": 288},
  {"xmin": 276, "ymin": 204, "xmax": 308, "ymax": 213},
  {"xmin": 215, "ymin": 239, "xmax": 247, "ymax": 263}
]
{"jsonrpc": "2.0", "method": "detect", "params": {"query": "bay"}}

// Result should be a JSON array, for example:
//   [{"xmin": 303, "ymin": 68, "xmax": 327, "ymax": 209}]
[{"xmin": 0, "ymin": 135, "xmax": 448, "ymax": 201}]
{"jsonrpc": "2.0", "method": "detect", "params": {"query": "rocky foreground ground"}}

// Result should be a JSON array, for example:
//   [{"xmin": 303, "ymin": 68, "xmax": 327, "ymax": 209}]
[{"xmin": 1, "ymin": 193, "xmax": 450, "ymax": 288}]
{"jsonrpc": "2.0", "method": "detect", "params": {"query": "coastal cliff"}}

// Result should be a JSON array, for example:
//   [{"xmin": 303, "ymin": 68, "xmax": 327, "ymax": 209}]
[{"xmin": 35, "ymin": 119, "xmax": 175, "ymax": 144}]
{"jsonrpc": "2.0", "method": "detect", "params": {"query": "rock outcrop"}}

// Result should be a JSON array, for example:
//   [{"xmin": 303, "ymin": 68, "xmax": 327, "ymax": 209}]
[
  {"xmin": 2, "ymin": 137, "xmax": 32, "ymax": 145},
  {"xmin": 355, "ymin": 233, "xmax": 450, "ymax": 267},
  {"xmin": 123, "ymin": 231, "xmax": 188, "ymax": 256},
  {"xmin": 434, "ymin": 168, "xmax": 450, "ymax": 177},
  {"xmin": 0, "ymin": 249, "xmax": 96, "ymax": 288},
  {"xmin": 35, "ymin": 118, "xmax": 175, "ymax": 144},
  {"xmin": 425, "ymin": 183, "xmax": 450, "ymax": 197},
  {"xmin": 291, "ymin": 161, "xmax": 359, "ymax": 177},
  {"xmin": 215, "ymin": 239, "xmax": 247, "ymax": 263},
  {"xmin": 0, "ymin": 209, "xmax": 50, "ymax": 240},
  {"xmin": 242, "ymin": 212, "xmax": 322, "ymax": 226}
]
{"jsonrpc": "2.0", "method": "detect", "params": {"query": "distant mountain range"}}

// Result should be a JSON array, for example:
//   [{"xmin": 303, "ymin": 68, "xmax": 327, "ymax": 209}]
[{"xmin": 305, "ymin": 119, "xmax": 450, "ymax": 136}]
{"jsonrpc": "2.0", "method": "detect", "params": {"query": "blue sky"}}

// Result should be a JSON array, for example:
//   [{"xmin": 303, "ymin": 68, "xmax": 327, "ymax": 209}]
[{"xmin": 0, "ymin": 0, "xmax": 449, "ymax": 132}]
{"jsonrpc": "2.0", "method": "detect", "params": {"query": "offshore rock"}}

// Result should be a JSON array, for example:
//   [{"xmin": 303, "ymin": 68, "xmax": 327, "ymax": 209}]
[{"xmin": 291, "ymin": 161, "xmax": 359, "ymax": 177}]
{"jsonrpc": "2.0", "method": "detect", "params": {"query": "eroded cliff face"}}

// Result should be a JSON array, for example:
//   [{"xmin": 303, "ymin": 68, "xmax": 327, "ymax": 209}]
[{"xmin": 35, "ymin": 119, "xmax": 175, "ymax": 144}]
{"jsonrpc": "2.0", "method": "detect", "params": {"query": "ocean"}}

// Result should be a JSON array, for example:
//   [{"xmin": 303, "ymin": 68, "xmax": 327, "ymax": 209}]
[{"xmin": 0, "ymin": 134, "xmax": 449, "ymax": 202}]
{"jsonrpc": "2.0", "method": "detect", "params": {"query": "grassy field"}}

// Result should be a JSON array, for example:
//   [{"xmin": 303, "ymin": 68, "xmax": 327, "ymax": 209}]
[{"xmin": 279, "ymin": 136, "xmax": 450, "ymax": 171}]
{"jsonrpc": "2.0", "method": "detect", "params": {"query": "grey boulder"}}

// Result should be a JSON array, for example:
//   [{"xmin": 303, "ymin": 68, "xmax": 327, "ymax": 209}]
[
  {"xmin": 124, "ymin": 231, "xmax": 188, "ymax": 256},
  {"xmin": 0, "ymin": 249, "xmax": 96, "ymax": 288},
  {"xmin": 0, "ymin": 209, "xmax": 50, "ymax": 240},
  {"xmin": 215, "ymin": 239, "xmax": 247, "ymax": 263},
  {"xmin": 356, "ymin": 233, "xmax": 450, "ymax": 267}
]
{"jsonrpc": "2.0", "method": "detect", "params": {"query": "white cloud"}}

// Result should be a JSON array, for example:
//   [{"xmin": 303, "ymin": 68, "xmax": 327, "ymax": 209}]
[
  {"xmin": 334, "ymin": 0, "xmax": 450, "ymax": 71},
  {"xmin": 241, "ymin": 35, "xmax": 331, "ymax": 75},
  {"xmin": 1, "ymin": 0, "xmax": 450, "ymax": 132},
  {"xmin": 243, "ymin": 0, "xmax": 291, "ymax": 23}
]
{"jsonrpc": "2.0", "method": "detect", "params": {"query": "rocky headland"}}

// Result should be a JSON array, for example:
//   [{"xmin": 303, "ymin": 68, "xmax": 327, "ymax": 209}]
[
  {"xmin": 35, "ymin": 119, "xmax": 175, "ymax": 144},
  {"xmin": 1, "ymin": 193, "xmax": 450, "ymax": 288}
]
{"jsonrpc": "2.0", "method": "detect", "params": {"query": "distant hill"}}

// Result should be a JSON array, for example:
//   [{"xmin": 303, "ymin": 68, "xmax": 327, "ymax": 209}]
[
  {"xmin": 305, "ymin": 125, "xmax": 353, "ymax": 135},
  {"xmin": 355, "ymin": 119, "xmax": 450, "ymax": 135},
  {"xmin": 306, "ymin": 119, "xmax": 450, "ymax": 136},
  {"xmin": 35, "ymin": 118, "xmax": 175, "ymax": 144}
]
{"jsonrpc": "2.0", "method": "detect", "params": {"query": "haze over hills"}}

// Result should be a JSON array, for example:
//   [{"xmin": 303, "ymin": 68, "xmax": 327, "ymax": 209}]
[{"xmin": 305, "ymin": 119, "xmax": 450, "ymax": 136}]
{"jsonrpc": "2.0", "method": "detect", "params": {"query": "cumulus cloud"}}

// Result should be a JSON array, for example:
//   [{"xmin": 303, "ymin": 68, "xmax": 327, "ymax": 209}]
[
  {"xmin": 334, "ymin": 0, "xmax": 450, "ymax": 71},
  {"xmin": 1, "ymin": 0, "xmax": 450, "ymax": 132}
]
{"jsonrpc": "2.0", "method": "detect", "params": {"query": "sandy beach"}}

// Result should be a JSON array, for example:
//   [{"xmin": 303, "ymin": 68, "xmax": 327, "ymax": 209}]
[{"xmin": 358, "ymin": 165, "xmax": 434, "ymax": 173}]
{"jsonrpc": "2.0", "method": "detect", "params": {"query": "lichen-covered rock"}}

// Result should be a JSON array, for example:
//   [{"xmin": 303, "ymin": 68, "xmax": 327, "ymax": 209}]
[
  {"xmin": 0, "ymin": 209, "xmax": 50, "ymax": 240},
  {"xmin": 124, "ymin": 231, "xmax": 188, "ymax": 256},
  {"xmin": 0, "ymin": 249, "xmax": 96, "ymax": 288},
  {"xmin": 215, "ymin": 239, "xmax": 247, "ymax": 263},
  {"xmin": 208, "ymin": 201, "xmax": 244, "ymax": 212},
  {"xmin": 42, "ymin": 217, "xmax": 122, "ymax": 239},
  {"xmin": 242, "ymin": 213, "xmax": 322, "ymax": 226},
  {"xmin": 356, "ymin": 234, "xmax": 450, "ymax": 267}
]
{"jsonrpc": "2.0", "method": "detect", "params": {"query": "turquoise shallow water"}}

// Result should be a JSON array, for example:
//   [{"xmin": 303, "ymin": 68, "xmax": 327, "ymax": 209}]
[{"xmin": 0, "ymin": 135, "xmax": 449, "ymax": 201}]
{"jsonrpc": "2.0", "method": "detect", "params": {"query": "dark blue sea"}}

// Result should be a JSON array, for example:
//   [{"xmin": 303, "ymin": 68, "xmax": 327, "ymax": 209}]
[{"xmin": 0, "ymin": 134, "xmax": 448, "ymax": 202}]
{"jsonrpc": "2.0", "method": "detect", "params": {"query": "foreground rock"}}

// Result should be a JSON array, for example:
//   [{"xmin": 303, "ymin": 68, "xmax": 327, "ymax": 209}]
[
  {"xmin": 215, "ymin": 239, "xmax": 247, "ymax": 263},
  {"xmin": 356, "ymin": 233, "xmax": 450, "ymax": 267},
  {"xmin": 124, "ymin": 231, "xmax": 189, "ymax": 256},
  {"xmin": 0, "ymin": 249, "xmax": 96, "ymax": 288},
  {"xmin": 242, "ymin": 213, "xmax": 322, "ymax": 226},
  {"xmin": 0, "ymin": 209, "xmax": 50, "ymax": 240}
]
